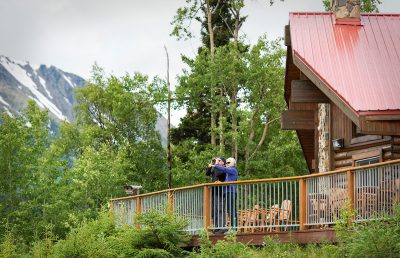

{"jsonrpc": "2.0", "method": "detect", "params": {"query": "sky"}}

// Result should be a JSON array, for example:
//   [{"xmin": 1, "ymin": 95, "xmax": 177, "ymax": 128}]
[{"xmin": 1, "ymin": 0, "xmax": 399, "ymax": 125}]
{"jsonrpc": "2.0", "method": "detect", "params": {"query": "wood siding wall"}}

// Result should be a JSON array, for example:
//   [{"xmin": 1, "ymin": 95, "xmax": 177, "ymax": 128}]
[{"xmin": 330, "ymin": 101, "xmax": 400, "ymax": 170}]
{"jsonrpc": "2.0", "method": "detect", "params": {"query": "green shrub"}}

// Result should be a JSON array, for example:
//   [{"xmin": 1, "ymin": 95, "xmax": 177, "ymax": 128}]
[
  {"xmin": 106, "ymin": 210, "xmax": 190, "ymax": 257},
  {"xmin": 135, "ymin": 248, "xmax": 173, "ymax": 258},
  {"xmin": 31, "ymin": 224, "xmax": 57, "ymax": 258},
  {"xmin": 335, "ymin": 204, "xmax": 400, "ymax": 258},
  {"xmin": 260, "ymin": 236, "xmax": 304, "ymax": 258},
  {"xmin": 53, "ymin": 209, "xmax": 190, "ymax": 258},
  {"xmin": 53, "ymin": 211, "xmax": 117, "ymax": 258},
  {"xmin": 0, "ymin": 229, "xmax": 17, "ymax": 258},
  {"xmin": 191, "ymin": 231, "xmax": 255, "ymax": 258}
]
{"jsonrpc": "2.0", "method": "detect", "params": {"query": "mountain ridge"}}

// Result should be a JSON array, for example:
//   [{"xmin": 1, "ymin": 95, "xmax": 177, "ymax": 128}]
[
  {"xmin": 0, "ymin": 55, "xmax": 85, "ymax": 122},
  {"xmin": 0, "ymin": 55, "xmax": 167, "ymax": 142}
]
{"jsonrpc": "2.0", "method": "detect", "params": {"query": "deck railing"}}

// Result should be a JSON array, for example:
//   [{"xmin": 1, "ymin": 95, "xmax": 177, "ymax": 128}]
[{"xmin": 110, "ymin": 160, "xmax": 400, "ymax": 234}]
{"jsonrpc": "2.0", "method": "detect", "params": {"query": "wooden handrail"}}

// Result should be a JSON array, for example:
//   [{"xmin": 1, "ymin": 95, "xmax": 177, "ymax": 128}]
[{"xmin": 110, "ymin": 159, "xmax": 400, "ymax": 202}]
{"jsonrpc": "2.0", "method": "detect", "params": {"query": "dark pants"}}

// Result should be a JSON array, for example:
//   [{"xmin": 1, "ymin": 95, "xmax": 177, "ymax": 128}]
[
  {"xmin": 211, "ymin": 186, "xmax": 226, "ymax": 229},
  {"xmin": 224, "ymin": 191, "xmax": 237, "ymax": 228}
]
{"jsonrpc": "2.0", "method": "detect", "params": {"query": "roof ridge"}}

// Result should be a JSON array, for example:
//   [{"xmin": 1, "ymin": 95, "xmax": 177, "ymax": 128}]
[{"xmin": 289, "ymin": 12, "xmax": 400, "ymax": 17}]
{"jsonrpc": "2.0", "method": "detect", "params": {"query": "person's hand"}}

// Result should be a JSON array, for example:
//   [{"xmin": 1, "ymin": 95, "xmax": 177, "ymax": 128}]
[{"xmin": 208, "ymin": 164, "xmax": 213, "ymax": 168}]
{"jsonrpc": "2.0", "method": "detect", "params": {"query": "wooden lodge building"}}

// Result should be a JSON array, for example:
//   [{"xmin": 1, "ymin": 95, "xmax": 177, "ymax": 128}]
[
  {"xmin": 111, "ymin": 1, "xmax": 400, "ymax": 245},
  {"xmin": 282, "ymin": 3, "xmax": 400, "ymax": 174}
]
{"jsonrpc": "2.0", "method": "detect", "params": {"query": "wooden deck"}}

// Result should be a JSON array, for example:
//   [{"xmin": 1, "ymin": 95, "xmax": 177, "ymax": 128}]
[
  {"xmin": 188, "ymin": 229, "xmax": 337, "ymax": 247},
  {"xmin": 110, "ymin": 160, "xmax": 400, "ymax": 244}
]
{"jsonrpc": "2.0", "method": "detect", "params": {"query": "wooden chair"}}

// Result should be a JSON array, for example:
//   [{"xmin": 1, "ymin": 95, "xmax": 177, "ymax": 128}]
[
  {"xmin": 379, "ymin": 178, "xmax": 400, "ymax": 212},
  {"xmin": 264, "ymin": 201, "xmax": 291, "ymax": 232},
  {"xmin": 356, "ymin": 186, "xmax": 379, "ymax": 218},
  {"xmin": 237, "ymin": 209, "xmax": 248, "ymax": 232},
  {"xmin": 329, "ymin": 188, "xmax": 348, "ymax": 218},
  {"xmin": 276, "ymin": 200, "xmax": 292, "ymax": 231},
  {"xmin": 238, "ymin": 204, "xmax": 278, "ymax": 233},
  {"xmin": 241, "ymin": 205, "xmax": 264, "ymax": 233},
  {"xmin": 263, "ymin": 204, "xmax": 279, "ymax": 232},
  {"xmin": 308, "ymin": 193, "xmax": 328, "ymax": 226}
]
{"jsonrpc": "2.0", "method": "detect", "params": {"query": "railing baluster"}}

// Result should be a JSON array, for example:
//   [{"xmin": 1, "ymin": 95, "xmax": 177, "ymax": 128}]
[{"xmin": 110, "ymin": 160, "xmax": 400, "ymax": 235}]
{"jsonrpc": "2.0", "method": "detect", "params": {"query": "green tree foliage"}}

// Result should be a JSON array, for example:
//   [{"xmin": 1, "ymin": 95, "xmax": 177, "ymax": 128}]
[
  {"xmin": 171, "ymin": 0, "xmax": 242, "ymax": 147},
  {"xmin": 173, "ymin": 50, "xmax": 214, "ymax": 145},
  {"xmin": 171, "ymin": 0, "xmax": 235, "ymax": 46},
  {"xmin": 173, "ymin": 36, "xmax": 308, "ymax": 178},
  {"xmin": 0, "ymin": 66, "xmax": 168, "ymax": 246},
  {"xmin": 0, "ymin": 101, "xmax": 52, "ymax": 243},
  {"xmin": 74, "ymin": 65, "xmax": 168, "ymax": 192}
]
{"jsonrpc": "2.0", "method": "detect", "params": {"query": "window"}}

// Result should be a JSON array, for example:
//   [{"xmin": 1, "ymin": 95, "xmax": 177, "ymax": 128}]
[
  {"xmin": 352, "ymin": 150, "xmax": 382, "ymax": 167},
  {"xmin": 355, "ymin": 156, "xmax": 380, "ymax": 166}
]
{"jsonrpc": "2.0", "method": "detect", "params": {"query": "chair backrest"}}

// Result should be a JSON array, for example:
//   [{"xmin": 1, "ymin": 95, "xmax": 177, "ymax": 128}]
[
  {"xmin": 329, "ymin": 188, "xmax": 347, "ymax": 210},
  {"xmin": 279, "ymin": 200, "xmax": 292, "ymax": 220},
  {"xmin": 265, "ymin": 204, "xmax": 279, "ymax": 221}
]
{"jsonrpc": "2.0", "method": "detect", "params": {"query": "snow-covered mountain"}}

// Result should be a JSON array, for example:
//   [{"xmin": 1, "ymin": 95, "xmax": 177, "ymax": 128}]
[
  {"xmin": 0, "ymin": 55, "xmax": 84, "ymax": 122},
  {"xmin": 0, "ymin": 55, "xmax": 168, "ymax": 142}
]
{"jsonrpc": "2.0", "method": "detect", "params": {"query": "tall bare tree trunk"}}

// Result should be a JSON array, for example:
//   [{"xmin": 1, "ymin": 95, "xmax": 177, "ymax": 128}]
[
  {"xmin": 249, "ymin": 117, "xmax": 280, "ymax": 161},
  {"xmin": 244, "ymin": 108, "xmax": 258, "ymax": 172},
  {"xmin": 164, "ymin": 46, "xmax": 172, "ymax": 189},
  {"xmin": 206, "ymin": 1, "xmax": 217, "ymax": 146},
  {"xmin": 219, "ymin": 89, "xmax": 224, "ymax": 154},
  {"xmin": 231, "ymin": 10, "xmax": 240, "ymax": 160},
  {"xmin": 231, "ymin": 91, "xmax": 238, "ymax": 160},
  {"xmin": 233, "ymin": 12, "xmax": 239, "ymax": 49}
]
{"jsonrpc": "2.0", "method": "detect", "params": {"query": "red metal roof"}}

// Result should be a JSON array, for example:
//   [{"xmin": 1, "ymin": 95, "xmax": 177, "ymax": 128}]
[{"xmin": 289, "ymin": 12, "xmax": 400, "ymax": 116}]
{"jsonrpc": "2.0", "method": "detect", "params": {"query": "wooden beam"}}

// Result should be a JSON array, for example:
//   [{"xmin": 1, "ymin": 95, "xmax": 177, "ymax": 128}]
[
  {"xmin": 284, "ymin": 25, "xmax": 291, "ymax": 46},
  {"xmin": 364, "ymin": 114, "xmax": 400, "ymax": 121},
  {"xmin": 292, "ymin": 54, "xmax": 360, "ymax": 127},
  {"xmin": 282, "ymin": 110, "xmax": 315, "ymax": 130},
  {"xmin": 359, "ymin": 119, "xmax": 400, "ymax": 136},
  {"xmin": 291, "ymin": 80, "xmax": 329, "ymax": 103}
]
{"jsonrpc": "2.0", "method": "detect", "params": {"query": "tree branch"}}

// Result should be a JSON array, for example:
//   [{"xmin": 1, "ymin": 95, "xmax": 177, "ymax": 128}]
[{"xmin": 248, "ymin": 116, "xmax": 280, "ymax": 160}]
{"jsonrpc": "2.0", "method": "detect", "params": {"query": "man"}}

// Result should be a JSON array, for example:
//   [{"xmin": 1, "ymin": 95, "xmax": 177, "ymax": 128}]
[
  {"xmin": 213, "ymin": 157, "xmax": 238, "ymax": 231},
  {"xmin": 206, "ymin": 157, "xmax": 226, "ymax": 183},
  {"xmin": 206, "ymin": 157, "xmax": 226, "ymax": 234}
]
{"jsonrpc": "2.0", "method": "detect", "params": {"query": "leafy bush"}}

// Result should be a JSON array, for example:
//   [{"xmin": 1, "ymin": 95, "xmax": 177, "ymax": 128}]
[
  {"xmin": 53, "ymin": 209, "xmax": 189, "ymax": 258},
  {"xmin": 53, "ymin": 211, "xmax": 116, "ymax": 258},
  {"xmin": 31, "ymin": 225, "xmax": 57, "ymax": 258},
  {"xmin": 192, "ymin": 231, "xmax": 254, "ymax": 258},
  {"xmin": 0, "ymin": 228, "xmax": 17, "ymax": 258},
  {"xmin": 336, "ymin": 205, "xmax": 400, "ymax": 258},
  {"xmin": 108, "ymin": 210, "xmax": 190, "ymax": 257},
  {"xmin": 192, "ymin": 233, "xmax": 339, "ymax": 258},
  {"xmin": 135, "ymin": 248, "xmax": 174, "ymax": 258}
]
